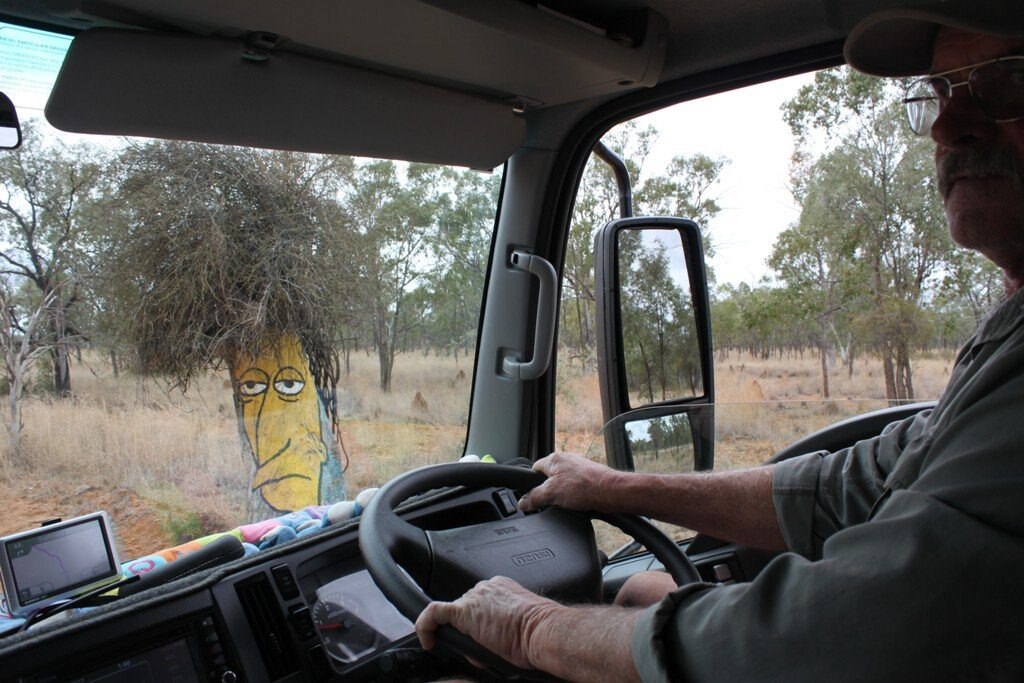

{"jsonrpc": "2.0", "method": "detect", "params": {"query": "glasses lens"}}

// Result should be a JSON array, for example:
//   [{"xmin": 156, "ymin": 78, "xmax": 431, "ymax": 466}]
[
  {"xmin": 903, "ymin": 77, "xmax": 943, "ymax": 135},
  {"xmin": 970, "ymin": 57, "xmax": 1024, "ymax": 122}
]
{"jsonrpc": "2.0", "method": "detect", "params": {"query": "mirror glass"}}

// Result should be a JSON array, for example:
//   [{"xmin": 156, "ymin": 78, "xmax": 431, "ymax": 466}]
[
  {"xmin": 586, "ymin": 406, "xmax": 708, "ymax": 476},
  {"xmin": 0, "ymin": 123, "xmax": 18, "ymax": 148},
  {"xmin": 624, "ymin": 412, "xmax": 697, "ymax": 474},
  {"xmin": 0, "ymin": 92, "xmax": 20, "ymax": 149},
  {"xmin": 617, "ymin": 227, "xmax": 702, "ymax": 406}
]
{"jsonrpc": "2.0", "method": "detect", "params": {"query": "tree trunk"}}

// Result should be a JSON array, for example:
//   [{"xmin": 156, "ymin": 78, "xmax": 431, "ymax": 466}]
[
  {"xmin": 658, "ymin": 328, "xmax": 667, "ymax": 401},
  {"xmin": 638, "ymin": 340, "xmax": 655, "ymax": 404},
  {"xmin": 818, "ymin": 342, "xmax": 830, "ymax": 399},
  {"xmin": 895, "ymin": 340, "xmax": 915, "ymax": 401},
  {"xmin": 574, "ymin": 295, "xmax": 586, "ymax": 356},
  {"xmin": 881, "ymin": 344, "xmax": 898, "ymax": 406},
  {"xmin": 109, "ymin": 349, "xmax": 120, "ymax": 378},
  {"xmin": 51, "ymin": 344, "xmax": 71, "ymax": 396},
  {"xmin": 7, "ymin": 373, "xmax": 20, "ymax": 465},
  {"xmin": 372, "ymin": 310, "xmax": 394, "ymax": 393},
  {"xmin": 49, "ymin": 308, "xmax": 71, "ymax": 397},
  {"xmin": 378, "ymin": 343, "xmax": 393, "ymax": 392},
  {"xmin": 230, "ymin": 341, "xmax": 348, "ymax": 521},
  {"xmin": 341, "ymin": 338, "xmax": 351, "ymax": 377}
]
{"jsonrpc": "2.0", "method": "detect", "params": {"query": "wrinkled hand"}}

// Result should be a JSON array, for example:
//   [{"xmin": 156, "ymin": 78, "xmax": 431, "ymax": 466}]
[
  {"xmin": 415, "ymin": 576, "xmax": 559, "ymax": 670},
  {"xmin": 518, "ymin": 451, "xmax": 620, "ymax": 513}
]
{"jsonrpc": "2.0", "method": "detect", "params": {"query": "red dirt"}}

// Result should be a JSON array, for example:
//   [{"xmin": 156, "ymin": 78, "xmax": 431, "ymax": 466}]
[{"xmin": 0, "ymin": 479, "xmax": 173, "ymax": 560}]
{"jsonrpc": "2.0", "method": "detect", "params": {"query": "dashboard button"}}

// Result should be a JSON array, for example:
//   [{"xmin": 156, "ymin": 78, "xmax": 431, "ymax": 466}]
[
  {"xmin": 306, "ymin": 645, "xmax": 333, "ymax": 680},
  {"xmin": 290, "ymin": 605, "xmax": 317, "ymax": 640},
  {"xmin": 493, "ymin": 489, "xmax": 519, "ymax": 516},
  {"xmin": 272, "ymin": 564, "xmax": 300, "ymax": 600}
]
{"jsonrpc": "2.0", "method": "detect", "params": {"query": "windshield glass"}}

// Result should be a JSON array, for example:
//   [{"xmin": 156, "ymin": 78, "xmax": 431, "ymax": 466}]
[{"xmin": 0, "ymin": 23, "xmax": 498, "ymax": 560}]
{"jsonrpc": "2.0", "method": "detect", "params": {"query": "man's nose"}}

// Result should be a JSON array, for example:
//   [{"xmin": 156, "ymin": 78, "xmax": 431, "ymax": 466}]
[{"xmin": 930, "ymin": 86, "xmax": 997, "ymax": 149}]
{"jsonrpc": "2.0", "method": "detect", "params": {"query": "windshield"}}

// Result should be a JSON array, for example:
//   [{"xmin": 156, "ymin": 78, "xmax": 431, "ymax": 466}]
[{"xmin": 0, "ymin": 23, "xmax": 499, "ymax": 560}]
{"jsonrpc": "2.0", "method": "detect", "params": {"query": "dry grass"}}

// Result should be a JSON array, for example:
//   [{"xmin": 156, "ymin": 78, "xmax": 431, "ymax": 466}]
[
  {"xmin": 0, "ymin": 346, "xmax": 953, "ymax": 555},
  {"xmin": 556, "ymin": 348, "xmax": 955, "ymax": 552},
  {"xmin": 0, "ymin": 351, "xmax": 477, "ymax": 538},
  {"xmin": 554, "ymin": 349, "xmax": 953, "ymax": 471}
]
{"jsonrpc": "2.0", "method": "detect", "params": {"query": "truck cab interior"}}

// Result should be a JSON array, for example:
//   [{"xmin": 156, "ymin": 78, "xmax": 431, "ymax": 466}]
[{"xmin": 0, "ymin": 1, "xmax": 946, "ymax": 681}]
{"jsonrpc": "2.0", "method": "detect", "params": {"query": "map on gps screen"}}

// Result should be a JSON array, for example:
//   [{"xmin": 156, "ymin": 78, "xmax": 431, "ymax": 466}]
[{"xmin": 8, "ymin": 518, "xmax": 114, "ymax": 606}]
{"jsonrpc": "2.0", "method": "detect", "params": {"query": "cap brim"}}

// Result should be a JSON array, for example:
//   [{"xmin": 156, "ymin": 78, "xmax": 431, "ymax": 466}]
[{"xmin": 845, "ymin": 2, "xmax": 1024, "ymax": 76}]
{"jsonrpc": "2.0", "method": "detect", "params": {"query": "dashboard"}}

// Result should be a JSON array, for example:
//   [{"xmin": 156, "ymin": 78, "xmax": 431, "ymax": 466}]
[{"xmin": 0, "ymin": 485, "xmax": 768, "ymax": 682}]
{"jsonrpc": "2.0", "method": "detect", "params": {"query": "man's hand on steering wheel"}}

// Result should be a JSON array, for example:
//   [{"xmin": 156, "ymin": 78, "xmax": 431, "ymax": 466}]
[
  {"xmin": 415, "ymin": 576, "xmax": 559, "ymax": 670},
  {"xmin": 517, "ymin": 452, "xmax": 623, "ymax": 513}
]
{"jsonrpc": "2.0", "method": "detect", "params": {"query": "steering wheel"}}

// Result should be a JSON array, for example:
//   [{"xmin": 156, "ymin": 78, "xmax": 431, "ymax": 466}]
[{"xmin": 360, "ymin": 462, "xmax": 699, "ymax": 679}]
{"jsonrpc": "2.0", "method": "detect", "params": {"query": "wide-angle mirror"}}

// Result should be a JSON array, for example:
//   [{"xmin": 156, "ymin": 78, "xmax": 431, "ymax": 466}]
[{"xmin": 0, "ymin": 92, "xmax": 21, "ymax": 149}]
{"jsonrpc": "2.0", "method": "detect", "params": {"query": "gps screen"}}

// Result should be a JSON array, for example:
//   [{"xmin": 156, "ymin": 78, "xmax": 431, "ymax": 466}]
[{"xmin": 6, "ymin": 517, "xmax": 117, "ymax": 607}]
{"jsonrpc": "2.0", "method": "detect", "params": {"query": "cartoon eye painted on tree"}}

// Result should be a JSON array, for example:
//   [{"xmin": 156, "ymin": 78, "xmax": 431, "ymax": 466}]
[
  {"xmin": 236, "ymin": 368, "xmax": 270, "ymax": 401},
  {"xmin": 273, "ymin": 366, "xmax": 306, "ymax": 399}
]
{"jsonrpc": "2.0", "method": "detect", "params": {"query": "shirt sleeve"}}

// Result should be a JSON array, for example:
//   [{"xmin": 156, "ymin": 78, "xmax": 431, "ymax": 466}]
[
  {"xmin": 631, "ymin": 485, "xmax": 1024, "ymax": 682},
  {"xmin": 771, "ymin": 409, "xmax": 932, "ymax": 559}
]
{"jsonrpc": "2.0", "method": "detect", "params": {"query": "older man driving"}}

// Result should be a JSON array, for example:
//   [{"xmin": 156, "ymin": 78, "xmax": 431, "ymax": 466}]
[{"xmin": 416, "ymin": 3, "xmax": 1024, "ymax": 681}]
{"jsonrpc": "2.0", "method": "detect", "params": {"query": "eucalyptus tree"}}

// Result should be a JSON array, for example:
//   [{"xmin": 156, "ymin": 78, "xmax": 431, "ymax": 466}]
[
  {"xmin": 341, "ymin": 161, "xmax": 446, "ymax": 392},
  {"xmin": 781, "ymin": 67, "xmax": 950, "ymax": 403},
  {"xmin": 0, "ymin": 121, "xmax": 105, "ymax": 396},
  {"xmin": 419, "ymin": 168, "xmax": 500, "ymax": 361}
]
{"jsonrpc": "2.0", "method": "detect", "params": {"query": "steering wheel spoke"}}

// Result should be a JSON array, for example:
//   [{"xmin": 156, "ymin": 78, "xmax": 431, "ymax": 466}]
[{"xmin": 388, "ymin": 516, "xmax": 432, "ymax": 583}]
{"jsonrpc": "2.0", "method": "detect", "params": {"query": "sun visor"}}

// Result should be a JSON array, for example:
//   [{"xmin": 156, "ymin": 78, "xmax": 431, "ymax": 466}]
[{"xmin": 46, "ymin": 28, "xmax": 524, "ymax": 169}]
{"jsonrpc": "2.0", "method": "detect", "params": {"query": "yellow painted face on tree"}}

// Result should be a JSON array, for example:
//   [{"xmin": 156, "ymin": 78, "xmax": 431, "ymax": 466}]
[{"xmin": 232, "ymin": 339, "xmax": 328, "ymax": 512}]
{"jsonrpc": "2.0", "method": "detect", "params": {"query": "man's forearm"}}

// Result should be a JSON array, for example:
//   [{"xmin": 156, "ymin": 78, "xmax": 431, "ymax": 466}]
[
  {"xmin": 603, "ymin": 465, "xmax": 787, "ymax": 551},
  {"xmin": 525, "ymin": 603, "xmax": 643, "ymax": 683}
]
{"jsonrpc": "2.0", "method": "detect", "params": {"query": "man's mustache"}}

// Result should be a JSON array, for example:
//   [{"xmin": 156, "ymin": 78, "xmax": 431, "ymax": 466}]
[{"xmin": 937, "ymin": 146, "xmax": 1024, "ymax": 199}]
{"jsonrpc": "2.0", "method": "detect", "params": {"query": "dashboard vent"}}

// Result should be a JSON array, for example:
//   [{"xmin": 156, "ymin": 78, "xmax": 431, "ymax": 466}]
[{"xmin": 236, "ymin": 575, "xmax": 299, "ymax": 680}]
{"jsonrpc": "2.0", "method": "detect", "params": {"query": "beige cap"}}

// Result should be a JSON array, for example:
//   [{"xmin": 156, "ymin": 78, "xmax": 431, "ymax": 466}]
[{"xmin": 844, "ymin": 1, "xmax": 1024, "ymax": 76}]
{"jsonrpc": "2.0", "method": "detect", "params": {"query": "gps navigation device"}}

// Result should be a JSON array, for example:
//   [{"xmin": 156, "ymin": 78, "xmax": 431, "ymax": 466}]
[{"xmin": 1, "ymin": 512, "xmax": 120, "ymax": 616}]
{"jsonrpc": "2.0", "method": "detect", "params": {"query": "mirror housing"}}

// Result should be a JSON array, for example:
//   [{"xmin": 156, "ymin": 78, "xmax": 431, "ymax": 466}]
[{"xmin": 594, "ymin": 217, "xmax": 715, "ymax": 472}]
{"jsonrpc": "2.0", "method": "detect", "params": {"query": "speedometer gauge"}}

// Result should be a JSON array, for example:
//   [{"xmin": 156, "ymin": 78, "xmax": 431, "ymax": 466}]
[
  {"xmin": 312, "ymin": 590, "xmax": 385, "ymax": 664},
  {"xmin": 311, "ymin": 570, "xmax": 415, "ymax": 668}
]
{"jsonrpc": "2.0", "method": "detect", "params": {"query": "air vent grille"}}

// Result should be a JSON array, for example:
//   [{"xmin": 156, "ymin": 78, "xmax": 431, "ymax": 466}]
[{"xmin": 236, "ymin": 574, "xmax": 299, "ymax": 680}]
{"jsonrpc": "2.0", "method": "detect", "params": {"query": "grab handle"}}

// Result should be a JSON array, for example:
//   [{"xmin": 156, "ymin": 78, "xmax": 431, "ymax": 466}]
[{"xmin": 503, "ymin": 250, "xmax": 557, "ymax": 380}]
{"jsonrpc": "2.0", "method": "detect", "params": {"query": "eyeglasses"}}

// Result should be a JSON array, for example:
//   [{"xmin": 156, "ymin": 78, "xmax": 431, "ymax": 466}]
[{"xmin": 902, "ymin": 55, "xmax": 1024, "ymax": 135}]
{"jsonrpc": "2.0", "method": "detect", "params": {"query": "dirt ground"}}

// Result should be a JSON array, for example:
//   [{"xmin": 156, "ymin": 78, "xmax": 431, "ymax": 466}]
[{"xmin": 0, "ymin": 480, "xmax": 173, "ymax": 560}]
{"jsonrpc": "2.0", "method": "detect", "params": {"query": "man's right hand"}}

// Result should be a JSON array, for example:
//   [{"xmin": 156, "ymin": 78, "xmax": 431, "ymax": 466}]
[{"xmin": 517, "ymin": 451, "xmax": 623, "ymax": 513}]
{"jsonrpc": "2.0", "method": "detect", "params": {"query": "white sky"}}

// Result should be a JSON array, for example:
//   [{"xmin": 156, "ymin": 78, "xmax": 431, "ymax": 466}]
[
  {"xmin": 1, "ymin": 22, "xmax": 816, "ymax": 288},
  {"xmin": 634, "ymin": 73, "xmax": 816, "ymax": 287}
]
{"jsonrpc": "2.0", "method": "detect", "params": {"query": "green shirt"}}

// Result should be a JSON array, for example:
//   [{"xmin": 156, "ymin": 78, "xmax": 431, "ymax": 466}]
[{"xmin": 632, "ymin": 287, "xmax": 1024, "ymax": 681}]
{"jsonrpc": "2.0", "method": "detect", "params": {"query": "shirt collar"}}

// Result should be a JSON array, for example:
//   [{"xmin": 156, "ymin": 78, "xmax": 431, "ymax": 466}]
[{"xmin": 972, "ymin": 286, "xmax": 1024, "ymax": 346}]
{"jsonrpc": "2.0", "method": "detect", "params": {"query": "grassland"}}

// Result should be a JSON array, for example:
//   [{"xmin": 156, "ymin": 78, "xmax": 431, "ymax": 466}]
[{"xmin": 0, "ymin": 348, "xmax": 954, "ymax": 557}]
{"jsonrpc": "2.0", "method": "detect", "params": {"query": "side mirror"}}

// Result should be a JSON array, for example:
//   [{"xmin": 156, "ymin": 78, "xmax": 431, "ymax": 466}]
[
  {"xmin": 0, "ymin": 92, "xmax": 22, "ymax": 149},
  {"xmin": 594, "ymin": 217, "xmax": 715, "ymax": 472}
]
